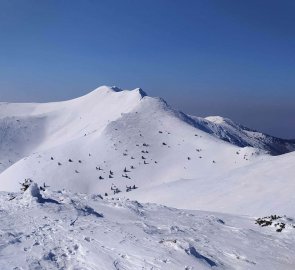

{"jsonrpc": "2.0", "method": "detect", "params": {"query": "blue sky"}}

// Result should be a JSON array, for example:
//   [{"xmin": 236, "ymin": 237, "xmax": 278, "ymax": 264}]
[{"xmin": 0, "ymin": 0, "xmax": 294, "ymax": 138}]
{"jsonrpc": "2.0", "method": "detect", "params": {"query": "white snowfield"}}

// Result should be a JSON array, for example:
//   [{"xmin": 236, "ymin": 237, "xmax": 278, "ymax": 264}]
[
  {"xmin": 0, "ymin": 85, "xmax": 295, "ymax": 269},
  {"xmin": 0, "ymin": 185, "xmax": 295, "ymax": 270}
]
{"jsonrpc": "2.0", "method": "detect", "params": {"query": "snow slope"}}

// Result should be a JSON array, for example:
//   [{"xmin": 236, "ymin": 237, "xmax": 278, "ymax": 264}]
[
  {"xmin": 0, "ymin": 86, "xmax": 294, "ymax": 217},
  {"xmin": 127, "ymin": 151, "xmax": 295, "ymax": 216},
  {"xmin": 0, "ymin": 86, "xmax": 144, "ymax": 172},
  {"xmin": 1, "ymin": 185, "xmax": 295, "ymax": 270}
]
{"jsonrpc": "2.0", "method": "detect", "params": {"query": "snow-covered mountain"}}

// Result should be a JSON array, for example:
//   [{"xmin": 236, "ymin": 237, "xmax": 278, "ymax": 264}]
[
  {"xmin": 1, "ymin": 85, "xmax": 295, "ymax": 269},
  {"xmin": 191, "ymin": 115, "xmax": 295, "ymax": 155},
  {"xmin": 0, "ymin": 86, "xmax": 294, "ymax": 217}
]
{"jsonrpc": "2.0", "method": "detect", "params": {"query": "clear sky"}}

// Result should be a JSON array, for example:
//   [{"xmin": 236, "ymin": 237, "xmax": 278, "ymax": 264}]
[{"xmin": 0, "ymin": 0, "xmax": 294, "ymax": 138}]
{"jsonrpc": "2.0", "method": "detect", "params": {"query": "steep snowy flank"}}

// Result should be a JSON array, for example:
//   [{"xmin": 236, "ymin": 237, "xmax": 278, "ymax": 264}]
[
  {"xmin": 0, "ymin": 86, "xmax": 145, "ymax": 172},
  {"xmin": 190, "ymin": 115, "xmax": 295, "ymax": 155},
  {"xmin": 1, "ymin": 186, "xmax": 295, "ymax": 270}
]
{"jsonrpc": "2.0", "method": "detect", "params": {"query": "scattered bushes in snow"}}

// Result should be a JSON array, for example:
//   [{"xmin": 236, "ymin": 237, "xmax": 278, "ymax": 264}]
[
  {"xmin": 111, "ymin": 185, "xmax": 121, "ymax": 194},
  {"xmin": 126, "ymin": 185, "xmax": 138, "ymax": 192},
  {"xmin": 255, "ymin": 215, "xmax": 295, "ymax": 232}
]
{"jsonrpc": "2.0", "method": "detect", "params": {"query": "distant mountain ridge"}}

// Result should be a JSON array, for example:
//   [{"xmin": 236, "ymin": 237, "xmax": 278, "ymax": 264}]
[{"xmin": 189, "ymin": 115, "xmax": 295, "ymax": 155}]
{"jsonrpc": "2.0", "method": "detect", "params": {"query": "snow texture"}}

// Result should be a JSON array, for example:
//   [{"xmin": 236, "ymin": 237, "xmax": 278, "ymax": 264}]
[{"xmin": 0, "ymin": 188, "xmax": 295, "ymax": 270}]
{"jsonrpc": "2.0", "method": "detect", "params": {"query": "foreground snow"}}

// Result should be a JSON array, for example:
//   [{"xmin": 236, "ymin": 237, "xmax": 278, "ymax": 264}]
[{"xmin": 0, "ymin": 186, "xmax": 295, "ymax": 270}]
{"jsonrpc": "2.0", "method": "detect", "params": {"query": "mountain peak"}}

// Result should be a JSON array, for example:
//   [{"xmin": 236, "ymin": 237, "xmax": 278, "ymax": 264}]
[
  {"xmin": 89, "ymin": 85, "xmax": 121, "ymax": 95},
  {"xmin": 110, "ymin": 86, "xmax": 123, "ymax": 92},
  {"xmin": 134, "ymin": 87, "xmax": 147, "ymax": 98},
  {"xmin": 205, "ymin": 116, "xmax": 233, "ymax": 125},
  {"xmin": 87, "ymin": 85, "xmax": 147, "ymax": 98}
]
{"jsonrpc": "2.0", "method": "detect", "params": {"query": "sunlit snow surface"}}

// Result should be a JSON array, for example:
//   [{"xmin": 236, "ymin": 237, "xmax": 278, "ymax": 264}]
[{"xmin": 1, "ymin": 187, "xmax": 295, "ymax": 270}]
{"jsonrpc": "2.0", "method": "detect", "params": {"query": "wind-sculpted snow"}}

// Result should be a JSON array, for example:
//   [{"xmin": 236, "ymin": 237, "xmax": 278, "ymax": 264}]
[{"xmin": 0, "ymin": 187, "xmax": 295, "ymax": 270}]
